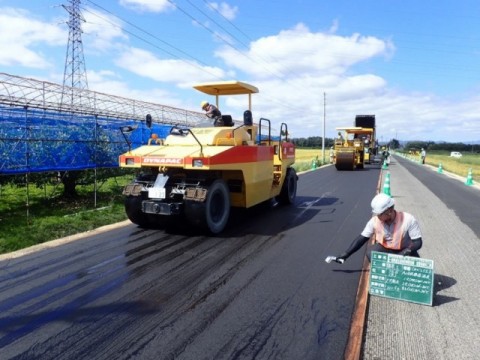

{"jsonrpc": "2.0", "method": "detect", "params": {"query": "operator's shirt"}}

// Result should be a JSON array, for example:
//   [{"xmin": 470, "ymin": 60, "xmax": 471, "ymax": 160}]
[{"xmin": 361, "ymin": 211, "xmax": 422, "ymax": 248}]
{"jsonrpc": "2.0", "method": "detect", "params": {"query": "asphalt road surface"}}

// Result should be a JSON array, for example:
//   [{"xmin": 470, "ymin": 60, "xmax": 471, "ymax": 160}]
[
  {"xmin": 0, "ymin": 164, "xmax": 381, "ymax": 360},
  {"xmin": 395, "ymin": 156, "xmax": 480, "ymax": 238}
]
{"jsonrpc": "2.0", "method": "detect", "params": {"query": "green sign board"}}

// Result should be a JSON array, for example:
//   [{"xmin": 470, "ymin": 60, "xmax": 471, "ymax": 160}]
[{"xmin": 369, "ymin": 251, "xmax": 434, "ymax": 306}]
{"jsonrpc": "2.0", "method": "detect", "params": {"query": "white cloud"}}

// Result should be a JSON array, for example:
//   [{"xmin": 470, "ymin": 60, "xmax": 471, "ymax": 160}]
[
  {"xmin": 87, "ymin": 69, "xmax": 183, "ymax": 106},
  {"xmin": 119, "ymin": 0, "xmax": 174, "ymax": 13},
  {"xmin": 2, "ymin": 4, "xmax": 478, "ymax": 142},
  {"xmin": 115, "ymin": 47, "xmax": 231, "ymax": 86},
  {"xmin": 205, "ymin": 21, "xmax": 479, "ymax": 141},
  {"xmin": 216, "ymin": 23, "xmax": 394, "ymax": 78},
  {"xmin": 207, "ymin": 23, "xmax": 398, "ymax": 136},
  {"xmin": 0, "ymin": 7, "xmax": 65, "ymax": 68},
  {"xmin": 82, "ymin": 7, "xmax": 128, "ymax": 52},
  {"xmin": 208, "ymin": 2, "xmax": 238, "ymax": 21},
  {"xmin": 333, "ymin": 74, "xmax": 387, "ymax": 100}
]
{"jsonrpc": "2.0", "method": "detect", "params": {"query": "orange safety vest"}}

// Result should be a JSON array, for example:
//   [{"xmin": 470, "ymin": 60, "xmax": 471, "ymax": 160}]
[{"xmin": 374, "ymin": 211, "xmax": 406, "ymax": 250}]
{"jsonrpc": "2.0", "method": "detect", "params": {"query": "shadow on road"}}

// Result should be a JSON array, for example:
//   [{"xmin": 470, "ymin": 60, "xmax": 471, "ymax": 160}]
[{"xmin": 433, "ymin": 273, "xmax": 458, "ymax": 306}]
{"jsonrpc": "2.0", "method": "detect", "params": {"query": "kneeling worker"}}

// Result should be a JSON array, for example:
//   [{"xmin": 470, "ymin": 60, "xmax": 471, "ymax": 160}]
[{"xmin": 335, "ymin": 193, "xmax": 423, "ymax": 263}]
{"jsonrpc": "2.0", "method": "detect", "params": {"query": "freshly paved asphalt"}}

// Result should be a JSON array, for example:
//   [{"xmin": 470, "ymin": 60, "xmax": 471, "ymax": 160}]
[
  {"xmin": 1, "ymin": 155, "xmax": 478, "ymax": 359},
  {"xmin": 0, "ymin": 163, "xmax": 380, "ymax": 360}
]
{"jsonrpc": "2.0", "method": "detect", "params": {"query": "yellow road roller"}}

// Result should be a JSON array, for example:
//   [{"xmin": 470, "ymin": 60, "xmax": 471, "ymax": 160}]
[
  {"xmin": 334, "ymin": 127, "xmax": 374, "ymax": 170},
  {"xmin": 118, "ymin": 81, "xmax": 297, "ymax": 234}
]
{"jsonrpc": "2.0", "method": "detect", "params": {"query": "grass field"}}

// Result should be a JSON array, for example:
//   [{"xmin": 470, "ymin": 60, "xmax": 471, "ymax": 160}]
[
  {"xmin": 294, "ymin": 148, "xmax": 330, "ymax": 172},
  {"xmin": 0, "ymin": 176, "xmax": 130, "ymax": 254},
  {"xmin": 397, "ymin": 150, "xmax": 480, "ymax": 180}
]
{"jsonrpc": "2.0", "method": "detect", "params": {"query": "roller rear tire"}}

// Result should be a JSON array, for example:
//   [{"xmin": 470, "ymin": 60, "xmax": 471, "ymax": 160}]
[
  {"xmin": 125, "ymin": 195, "xmax": 150, "ymax": 228},
  {"xmin": 278, "ymin": 168, "xmax": 297, "ymax": 205}
]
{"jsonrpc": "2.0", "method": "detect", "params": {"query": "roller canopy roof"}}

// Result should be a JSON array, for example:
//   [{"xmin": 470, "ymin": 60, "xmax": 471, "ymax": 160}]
[
  {"xmin": 336, "ymin": 126, "xmax": 374, "ymax": 134},
  {"xmin": 193, "ymin": 81, "xmax": 259, "ymax": 96}
]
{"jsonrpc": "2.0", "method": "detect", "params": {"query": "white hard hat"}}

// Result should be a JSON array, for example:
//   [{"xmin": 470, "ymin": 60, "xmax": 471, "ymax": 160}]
[{"xmin": 371, "ymin": 193, "xmax": 394, "ymax": 215}]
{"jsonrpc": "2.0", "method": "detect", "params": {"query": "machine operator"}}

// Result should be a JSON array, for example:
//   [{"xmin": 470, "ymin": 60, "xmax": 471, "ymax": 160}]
[{"xmin": 201, "ymin": 101, "xmax": 223, "ymax": 126}]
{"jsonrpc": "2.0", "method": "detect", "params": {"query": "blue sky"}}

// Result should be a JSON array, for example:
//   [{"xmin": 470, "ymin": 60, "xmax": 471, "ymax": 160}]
[{"xmin": 1, "ymin": 0, "xmax": 480, "ymax": 142}]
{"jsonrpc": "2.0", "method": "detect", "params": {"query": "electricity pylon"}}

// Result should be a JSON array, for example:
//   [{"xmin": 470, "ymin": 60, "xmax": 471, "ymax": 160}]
[{"xmin": 61, "ymin": 0, "xmax": 89, "ymax": 108}]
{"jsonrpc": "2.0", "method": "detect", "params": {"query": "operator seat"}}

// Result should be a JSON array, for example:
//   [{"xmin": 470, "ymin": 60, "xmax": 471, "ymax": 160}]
[{"xmin": 221, "ymin": 115, "xmax": 234, "ymax": 127}]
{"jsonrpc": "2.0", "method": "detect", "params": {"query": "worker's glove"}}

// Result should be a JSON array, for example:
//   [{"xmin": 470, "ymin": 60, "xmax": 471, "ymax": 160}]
[
  {"xmin": 333, "ymin": 252, "xmax": 349, "ymax": 264},
  {"xmin": 336, "ymin": 253, "xmax": 348, "ymax": 263},
  {"xmin": 325, "ymin": 254, "xmax": 347, "ymax": 264},
  {"xmin": 400, "ymin": 248, "xmax": 412, "ymax": 257}
]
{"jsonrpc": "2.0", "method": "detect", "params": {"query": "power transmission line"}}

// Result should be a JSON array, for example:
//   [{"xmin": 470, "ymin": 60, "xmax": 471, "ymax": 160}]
[
  {"xmin": 83, "ymin": 0, "xmax": 223, "ymax": 79},
  {"xmin": 82, "ymin": 0, "xmax": 315, "ymax": 114}
]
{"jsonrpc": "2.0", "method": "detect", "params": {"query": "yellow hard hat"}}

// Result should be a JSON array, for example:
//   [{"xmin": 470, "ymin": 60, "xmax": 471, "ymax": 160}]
[{"xmin": 201, "ymin": 101, "xmax": 208, "ymax": 109}]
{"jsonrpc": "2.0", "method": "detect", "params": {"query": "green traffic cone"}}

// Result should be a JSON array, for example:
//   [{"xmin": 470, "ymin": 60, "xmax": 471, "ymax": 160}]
[
  {"xmin": 437, "ymin": 163, "xmax": 443, "ymax": 174},
  {"xmin": 383, "ymin": 172, "xmax": 391, "ymax": 196},
  {"xmin": 465, "ymin": 168, "xmax": 474, "ymax": 186},
  {"xmin": 382, "ymin": 160, "xmax": 388, "ymax": 170}
]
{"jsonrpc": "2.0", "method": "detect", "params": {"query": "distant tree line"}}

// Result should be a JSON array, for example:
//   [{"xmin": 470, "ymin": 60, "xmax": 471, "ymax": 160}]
[
  {"xmin": 387, "ymin": 139, "xmax": 479, "ymax": 153},
  {"xmin": 292, "ymin": 136, "xmax": 479, "ymax": 153},
  {"xmin": 291, "ymin": 137, "xmax": 335, "ymax": 148}
]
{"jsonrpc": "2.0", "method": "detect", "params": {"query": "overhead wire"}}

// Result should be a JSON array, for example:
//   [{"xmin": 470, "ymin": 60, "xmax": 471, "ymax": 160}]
[
  {"xmin": 84, "ymin": 0, "xmax": 306, "ymax": 112},
  {"xmin": 186, "ymin": 0, "xmax": 327, "ymax": 92},
  {"xmin": 84, "ymin": 0, "xmax": 299, "ymax": 107},
  {"xmin": 80, "ymin": 1, "xmax": 480, "ymax": 83},
  {"xmin": 167, "ymin": 0, "xmax": 310, "ymax": 110},
  {"xmin": 83, "ymin": 0, "xmax": 224, "ymax": 79},
  {"xmin": 77, "ymin": 0, "xmax": 476, "ymax": 121},
  {"xmin": 202, "ymin": 0, "xmax": 252, "ymax": 43},
  {"xmin": 185, "ymin": 0, "xmax": 250, "ymax": 50},
  {"xmin": 165, "ymin": 0, "xmax": 289, "ymax": 81}
]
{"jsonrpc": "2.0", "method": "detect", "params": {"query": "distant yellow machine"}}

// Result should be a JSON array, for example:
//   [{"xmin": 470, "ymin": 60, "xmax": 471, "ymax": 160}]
[
  {"xmin": 333, "ymin": 115, "xmax": 377, "ymax": 170},
  {"xmin": 334, "ymin": 127, "xmax": 371, "ymax": 170},
  {"xmin": 118, "ymin": 81, "xmax": 297, "ymax": 234}
]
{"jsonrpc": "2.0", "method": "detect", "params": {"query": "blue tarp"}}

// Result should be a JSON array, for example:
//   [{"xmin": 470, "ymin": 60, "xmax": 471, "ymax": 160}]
[{"xmin": 0, "ymin": 106, "xmax": 172, "ymax": 174}]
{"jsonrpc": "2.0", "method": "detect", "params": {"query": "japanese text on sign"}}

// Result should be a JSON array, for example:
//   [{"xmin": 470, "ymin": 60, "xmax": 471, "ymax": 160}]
[{"xmin": 369, "ymin": 251, "xmax": 434, "ymax": 306}]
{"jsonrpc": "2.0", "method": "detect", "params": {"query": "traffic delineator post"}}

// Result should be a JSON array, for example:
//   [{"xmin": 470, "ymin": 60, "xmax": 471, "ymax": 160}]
[
  {"xmin": 383, "ymin": 172, "xmax": 391, "ymax": 196},
  {"xmin": 437, "ymin": 163, "xmax": 443, "ymax": 174},
  {"xmin": 382, "ymin": 160, "xmax": 388, "ymax": 170},
  {"xmin": 465, "ymin": 168, "xmax": 474, "ymax": 186}
]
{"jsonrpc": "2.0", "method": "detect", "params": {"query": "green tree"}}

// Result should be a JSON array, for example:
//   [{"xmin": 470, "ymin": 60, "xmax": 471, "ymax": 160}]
[{"xmin": 390, "ymin": 138, "xmax": 400, "ymax": 149}]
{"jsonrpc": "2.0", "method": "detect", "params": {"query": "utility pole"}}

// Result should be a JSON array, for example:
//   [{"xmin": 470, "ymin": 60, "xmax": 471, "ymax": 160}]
[
  {"xmin": 61, "ymin": 0, "xmax": 89, "ymax": 108},
  {"xmin": 322, "ymin": 92, "xmax": 326, "ymax": 164}
]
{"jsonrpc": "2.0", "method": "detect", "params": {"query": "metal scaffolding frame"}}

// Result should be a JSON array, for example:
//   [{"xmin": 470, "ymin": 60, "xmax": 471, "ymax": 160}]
[
  {"xmin": 0, "ymin": 72, "xmax": 208, "ymax": 215},
  {"xmin": 0, "ymin": 72, "xmax": 204, "ymax": 126}
]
